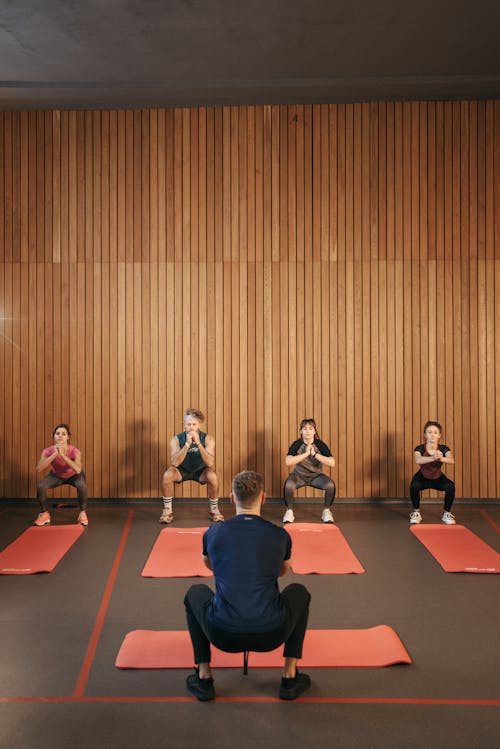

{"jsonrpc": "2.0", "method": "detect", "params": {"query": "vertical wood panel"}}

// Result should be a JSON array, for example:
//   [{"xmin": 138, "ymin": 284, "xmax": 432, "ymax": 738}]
[{"xmin": 0, "ymin": 101, "xmax": 499, "ymax": 500}]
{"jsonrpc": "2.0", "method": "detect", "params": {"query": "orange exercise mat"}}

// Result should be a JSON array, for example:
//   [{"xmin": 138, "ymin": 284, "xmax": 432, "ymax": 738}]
[
  {"xmin": 410, "ymin": 524, "xmax": 500, "ymax": 573},
  {"xmin": 0, "ymin": 525, "xmax": 85, "ymax": 574},
  {"xmin": 142, "ymin": 527, "xmax": 212, "ymax": 578},
  {"xmin": 285, "ymin": 523, "xmax": 365, "ymax": 574},
  {"xmin": 115, "ymin": 626, "xmax": 411, "ymax": 669}
]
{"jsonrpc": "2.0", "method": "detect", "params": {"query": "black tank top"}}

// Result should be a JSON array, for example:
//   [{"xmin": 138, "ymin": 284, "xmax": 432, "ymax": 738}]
[{"xmin": 177, "ymin": 431, "xmax": 208, "ymax": 473}]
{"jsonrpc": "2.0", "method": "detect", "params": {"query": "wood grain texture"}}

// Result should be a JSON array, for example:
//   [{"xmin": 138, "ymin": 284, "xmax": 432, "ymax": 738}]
[{"xmin": 0, "ymin": 102, "xmax": 498, "ymax": 499}]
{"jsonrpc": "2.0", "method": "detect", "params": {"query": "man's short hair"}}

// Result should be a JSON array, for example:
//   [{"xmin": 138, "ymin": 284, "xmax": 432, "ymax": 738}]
[
  {"xmin": 184, "ymin": 408, "xmax": 205, "ymax": 423},
  {"xmin": 232, "ymin": 471, "xmax": 264, "ymax": 506}
]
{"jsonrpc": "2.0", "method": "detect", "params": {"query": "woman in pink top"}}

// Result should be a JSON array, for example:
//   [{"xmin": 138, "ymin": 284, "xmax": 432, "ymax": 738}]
[{"xmin": 34, "ymin": 424, "xmax": 89, "ymax": 526}]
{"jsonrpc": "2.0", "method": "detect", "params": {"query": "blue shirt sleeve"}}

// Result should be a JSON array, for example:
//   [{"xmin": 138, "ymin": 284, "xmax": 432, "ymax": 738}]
[
  {"xmin": 284, "ymin": 532, "xmax": 292, "ymax": 560},
  {"xmin": 202, "ymin": 528, "xmax": 211, "ymax": 556}
]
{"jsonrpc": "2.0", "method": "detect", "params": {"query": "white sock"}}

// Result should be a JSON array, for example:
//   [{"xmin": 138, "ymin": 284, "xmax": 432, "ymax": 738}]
[
  {"xmin": 209, "ymin": 498, "xmax": 219, "ymax": 507},
  {"xmin": 162, "ymin": 497, "xmax": 173, "ymax": 511}
]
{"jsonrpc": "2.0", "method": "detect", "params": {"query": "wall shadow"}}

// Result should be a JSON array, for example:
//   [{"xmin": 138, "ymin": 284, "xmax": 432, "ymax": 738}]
[
  {"xmin": 367, "ymin": 431, "xmax": 406, "ymax": 501},
  {"xmin": 108, "ymin": 418, "xmax": 157, "ymax": 498},
  {"xmin": 0, "ymin": 436, "xmax": 30, "ymax": 499}
]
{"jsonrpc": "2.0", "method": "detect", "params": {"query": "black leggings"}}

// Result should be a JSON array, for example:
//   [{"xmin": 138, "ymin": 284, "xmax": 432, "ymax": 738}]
[
  {"xmin": 409, "ymin": 471, "xmax": 455, "ymax": 512},
  {"xmin": 37, "ymin": 471, "xmax": 88, "ymax": 511},
  {"xmin": 284, "ymin": 473, "xmax": 336, "ymax": 508},
  {"xmin": 184, "ymin": 582, "xmax": 311, "ymax": 665}
]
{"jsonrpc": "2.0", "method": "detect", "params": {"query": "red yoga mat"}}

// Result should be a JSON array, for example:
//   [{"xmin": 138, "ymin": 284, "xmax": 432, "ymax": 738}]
[
  {"xmin": 142, "ymin": 527, "xmax": 212, "ymax": 578},
  {"xmin": 285, "ymin": 523, "xmax": 365, "ymax": 574},
  {"xmin": 410, "ymin": 524, "xmax": 500, "ymax": 573},
  {"xmin": 115, "ymin": 626, "xmax": 411, "ymax": 669},
  {"xmin": 0, "ymin": 525, "xmax": 85, "ymax": 574}
]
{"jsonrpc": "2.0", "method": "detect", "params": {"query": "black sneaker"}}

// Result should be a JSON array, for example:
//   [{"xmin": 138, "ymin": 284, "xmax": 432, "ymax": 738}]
[
  {"xmin": 186, "ymin": 669, "xmax": 215, "ymax": 701},
  {"xmin": 279, "ymin": 670, "xmax": 311, "ymax": 700}
]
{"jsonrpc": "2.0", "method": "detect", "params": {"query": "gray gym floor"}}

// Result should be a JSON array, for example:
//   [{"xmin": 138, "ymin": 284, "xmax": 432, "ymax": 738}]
[{"xmin": 1, "ymin": 501, "xmax": 499, "ymax": 749}]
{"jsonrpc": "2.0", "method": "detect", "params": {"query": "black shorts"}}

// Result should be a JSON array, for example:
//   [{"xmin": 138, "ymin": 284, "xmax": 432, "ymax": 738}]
[{"xmin": 176, "ymin": 466, "xmax": 207, "ymax": 484}]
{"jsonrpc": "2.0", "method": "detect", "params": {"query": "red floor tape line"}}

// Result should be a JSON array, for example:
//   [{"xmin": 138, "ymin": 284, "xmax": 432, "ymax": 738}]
[
  {"xmin": 410, "ymin": 524, "xmax": 500, "ymax": 573},
  {"xmin": 115, "ymin": 626, "xmax": 411, "ymax": 669},
  {"xmin": 73, "ymin": 509, "xmax": 134, "ymax": 699},
  {"xmin": 285, "ymin": 523, "xmax": 365, "ymax": 574},
  {"xmin": 141, "ymin": 527, "xmax": 212, "ymax": 578},
  {"xmin": 0, "ymin": 525, "xmax": 85, "ymax": 574}
]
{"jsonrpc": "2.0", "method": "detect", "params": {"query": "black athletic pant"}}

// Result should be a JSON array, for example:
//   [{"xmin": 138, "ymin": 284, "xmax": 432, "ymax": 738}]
[
  {"xmin": 409, "ymin": 471, "xmax": 455, "ymax": 512},
  {"xmin": 37, "ymin": 471, "xmax": 88, "ymax": 511},
  {"xmin": 184, "ymin": 582, "xmax": 311, "ymax": 665},
  {"xmin": 284, "ymin": 474, "xmax": 336, "ymax": 508}
]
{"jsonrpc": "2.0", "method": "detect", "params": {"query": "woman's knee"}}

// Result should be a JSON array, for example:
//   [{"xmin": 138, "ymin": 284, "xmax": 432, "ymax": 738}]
[
  {"xmin": 284, "ymin": 477, "xmax": 298, "ymax": 493},
  {"xmin": 409, "ymin": 477, "xmax": 422, "ymax": 493},
  {"xmin": 75, "ymin": 475, "xmax": 87, "ymax": 490},
  {"xmin": 36, "ymin": 477, "xmax": 53, "ymax": 495}
]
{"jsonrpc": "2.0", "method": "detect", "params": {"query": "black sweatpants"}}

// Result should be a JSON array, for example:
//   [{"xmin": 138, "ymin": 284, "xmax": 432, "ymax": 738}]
[
  {"xmin": 409, "ymin": 471, "xmax": 455, "ymax": 512},
  {"xmin": 184, "ymin": 582, "xmax": 311, "ymax": 665}
]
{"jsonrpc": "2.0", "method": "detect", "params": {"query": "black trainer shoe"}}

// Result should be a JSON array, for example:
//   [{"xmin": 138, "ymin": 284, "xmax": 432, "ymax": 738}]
[
  {"xmin": 279, "ymin": 670, "xmax": 311, "ymax": 700},
  {"xmin": 186, "ymin": 669, "xmax": 215, "ymax": 701}
]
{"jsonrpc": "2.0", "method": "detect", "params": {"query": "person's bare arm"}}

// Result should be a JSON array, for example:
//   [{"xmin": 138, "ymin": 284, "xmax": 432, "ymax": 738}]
[
  {"xmin": 414, "ymin": 450, "xmax": 439, "ymax": 465},
  {"xmin": 285, "ymin": 444, "xmax": 311, "ymax": 467},
  {"xmin": 171, "ymin": 435, "xmax": 189, "ymax": 467},
  {"xmin": 196, "ymin": 433, "xmax": 216, "ymax": 469},
  {"xmin": 36, "ymin": 449, "xmax": 58, "ymax": 473},
  {"xmin": 57, "ymin": 449, "xmax": 82, "ymax": 474},
  {"xmin": 439, "ymin": 449, "xmax": 455, "ymax": 465},
  {"xmin": 314, "ymin": 451, "xmax": 335, "ymax": 468}
]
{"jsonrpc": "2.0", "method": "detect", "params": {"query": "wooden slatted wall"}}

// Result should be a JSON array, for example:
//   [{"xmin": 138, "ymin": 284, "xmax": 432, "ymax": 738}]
[{"xmin": 0, "ymin": 101, "xmax": 499, "ymax": 500}]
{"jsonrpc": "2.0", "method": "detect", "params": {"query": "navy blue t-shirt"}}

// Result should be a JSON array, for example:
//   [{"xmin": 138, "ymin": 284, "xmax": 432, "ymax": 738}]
[{"xmin": 202, "ymin": 514, "xmax": 292, "ymax": 633}]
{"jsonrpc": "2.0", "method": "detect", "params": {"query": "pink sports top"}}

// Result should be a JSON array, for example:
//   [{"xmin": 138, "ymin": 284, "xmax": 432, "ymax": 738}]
[{"xmin": 42, "ymin": 445, "xmax": 81, "ymax": 479}]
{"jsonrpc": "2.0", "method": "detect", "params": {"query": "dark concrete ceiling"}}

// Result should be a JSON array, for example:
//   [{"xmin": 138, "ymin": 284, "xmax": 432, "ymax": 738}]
[{"xmin": 1, "ymin": 0, "xmax": 499, "ymax": 110}]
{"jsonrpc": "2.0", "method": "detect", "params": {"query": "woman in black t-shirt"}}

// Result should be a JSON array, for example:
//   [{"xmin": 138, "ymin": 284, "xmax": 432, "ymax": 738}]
[
  {"xmin": 409, "ymin": 420, "xmax": 456, "ymax": 525},
  {"xmin": 283, "ymin": 418, "xmax": 336, "ymax": 524}
]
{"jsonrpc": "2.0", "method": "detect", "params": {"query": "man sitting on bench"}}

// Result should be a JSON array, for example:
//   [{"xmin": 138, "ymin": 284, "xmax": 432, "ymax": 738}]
[{"xmin": 184, "ymin": 470, "xmax": 311, "ymax": 701}]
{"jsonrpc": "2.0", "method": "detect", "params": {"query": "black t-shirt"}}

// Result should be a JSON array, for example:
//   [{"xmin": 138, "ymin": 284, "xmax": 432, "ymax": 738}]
[
  {"xmin": 287, "ymin": 438, "xmax": 332, "ymax": 480},
  {"xmin": 203, "ymin": 514, "xmax": 291, "ymax": 633},
  {"xmin": 414, "ymin": 443, "xmax": 451, "ymax": 479}
]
